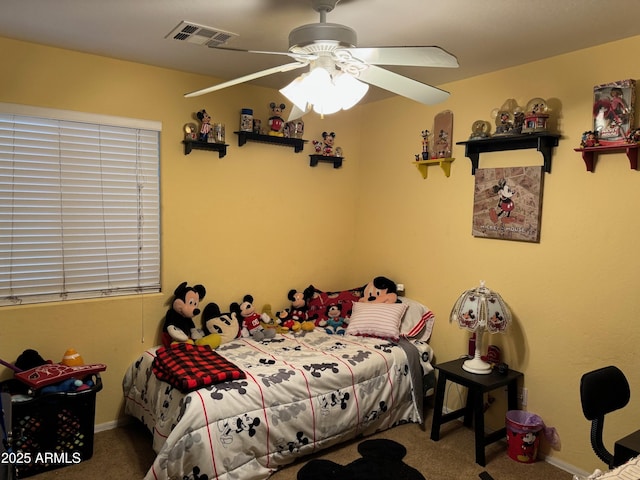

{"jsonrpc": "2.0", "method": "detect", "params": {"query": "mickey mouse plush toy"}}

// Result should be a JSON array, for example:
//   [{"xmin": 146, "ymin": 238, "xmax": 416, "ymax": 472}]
[
  {"xmin": 321, "ymin": 304, "xmax": 347, "ymax": 335},
  {"xmin": 162, "ymin": 282, "xmax": 207, "ymax": 346},
  {"xmin": 359, "ymin": 276, "xmax": 399, "ymax": 304},
  {"xmin": 197, "ymin": 302, "xmax": 242, "ymax": 349},
  {"xmin": 287, "ymin": 288, "xmax": 315, "ymax": 332},
  {"xmin": 231, "ymin": 294, "xmax": 276, "ymax": 341}
]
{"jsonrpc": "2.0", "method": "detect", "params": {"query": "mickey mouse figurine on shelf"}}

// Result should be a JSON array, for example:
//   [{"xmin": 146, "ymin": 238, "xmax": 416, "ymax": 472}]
[
  {"xmin": 322, "ymin": 131, "xmax": 336, "ymax": 156},
  {"xmin": 196, "ymin": 109, "xmax": 212, "ymax": 142},
  {"xmin": 581, "ymin": 130, "xmax": 599, "ymax": 148},
  {"xmin": 421, "ymin": 129, "xmax": 430, "ymax": 160},
  {"xmin": 312, "ymin": 131, "xmax": 340, "ymax": 156},
  {"xmin": 627, "ymin": 127, "xmax": 640, "ymax": 144},
  {"xmin": 268, "ymin": 102, "xmax": 286, "ymax": 136}
]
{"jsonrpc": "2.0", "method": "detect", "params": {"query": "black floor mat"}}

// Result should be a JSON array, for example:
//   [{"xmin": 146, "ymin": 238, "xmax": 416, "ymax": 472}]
[{"xmin": 297, "ymin": 439, "xmax": 425, "ymax": 480}]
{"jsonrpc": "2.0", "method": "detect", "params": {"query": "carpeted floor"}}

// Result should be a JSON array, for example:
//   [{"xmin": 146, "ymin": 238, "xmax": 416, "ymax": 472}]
[{"xmin": 27, "ymin": 407, "xmax": 574, "ymax": 480}]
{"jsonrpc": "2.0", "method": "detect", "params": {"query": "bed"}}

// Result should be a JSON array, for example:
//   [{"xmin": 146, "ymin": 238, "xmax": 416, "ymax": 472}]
[
  {"xmin": 122, "ymin": 294, "xmax": 436, "ymax": 480},
  {"xmin": 582, "ymin": 455, "xmax": 640, "ymax": 479}
]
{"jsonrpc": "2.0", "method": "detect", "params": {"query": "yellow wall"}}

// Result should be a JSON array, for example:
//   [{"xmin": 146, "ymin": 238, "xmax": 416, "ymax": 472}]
[
  {"xmin": 0, "ymin": 37, "xmax": 364, "ymax": 423},
  {"xmin": 2, "ymin": 34, "xmax": 640, "ymax": 473},
  {"xmin": 354, "ymin": 37, "xmax": 640, "ymax": 473}
]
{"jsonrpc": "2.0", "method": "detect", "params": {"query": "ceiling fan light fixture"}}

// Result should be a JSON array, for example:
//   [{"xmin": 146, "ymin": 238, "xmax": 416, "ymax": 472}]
[
  {"xmin": 279, "ymin": 67, "xmax": 331, "ymax": 112},
  {"xmin": 333, "ymin": 72, "xmax": 369, "ymax": 110},
  {"xmin": 280, "ymin": 65, "xmax": 369, "ymax": 117},
  {"xmin": 304, "ymin": 67, "xmax": 341, "ymax": 115},
  {"xmin": 279, "ymin": 75, "xmax": 310, "ymax": 111},
  {"xmin": 311, "ymin": 95, "xmax": 342, "ymax": 116}
]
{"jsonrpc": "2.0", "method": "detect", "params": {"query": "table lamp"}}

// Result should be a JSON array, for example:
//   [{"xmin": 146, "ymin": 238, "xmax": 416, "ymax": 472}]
[{"xmin": 450, "ymin": 281, "xmax": 511, "ymax": 374}]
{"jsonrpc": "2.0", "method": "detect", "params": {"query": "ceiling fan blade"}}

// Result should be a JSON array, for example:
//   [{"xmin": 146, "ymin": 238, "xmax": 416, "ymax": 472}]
[
  {"xmin": 184, "ymin": 62, "xmax": 308, "ymax": 98},
  {"xmin": 212, "ymin": 45, "xmax": 317, "ymax": 61},
  {"xmin": 340, "ymin": 46, "xmax": 458, "ymax": 68},
  {"xmin": 357, "ymin": 65, "xmax": 450, "ymax": 105}
]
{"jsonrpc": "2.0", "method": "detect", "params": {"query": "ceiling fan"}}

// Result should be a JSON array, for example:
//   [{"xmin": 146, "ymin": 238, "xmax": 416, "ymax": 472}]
[{"xmin": 184, "ymin": 0, "xmax": 458, "ymax": 116}]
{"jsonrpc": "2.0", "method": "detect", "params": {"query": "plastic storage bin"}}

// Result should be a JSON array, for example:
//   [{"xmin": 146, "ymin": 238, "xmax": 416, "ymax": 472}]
[
  {"xmin": 505, "ymin": 409, "xmax": 543, "ymax": 464},
  {"xmin": 5, "ymin": 374, "xmax": 102, "ymax": 478}
]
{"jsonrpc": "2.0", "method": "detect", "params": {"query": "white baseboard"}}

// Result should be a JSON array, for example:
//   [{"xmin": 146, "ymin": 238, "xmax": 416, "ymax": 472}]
[
  {"xmin": 94, "ymin": 417, "xmax": 131, "ymax": 433},
  {"xmin": 543, "ymin": 455, "xmax": 590, "ymax": 479}
]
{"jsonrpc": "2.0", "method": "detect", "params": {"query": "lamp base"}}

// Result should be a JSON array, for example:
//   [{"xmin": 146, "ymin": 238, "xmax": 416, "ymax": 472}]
[{"xmin": 462, "ymin": 357, "xmax": 492, "ymax": 375}]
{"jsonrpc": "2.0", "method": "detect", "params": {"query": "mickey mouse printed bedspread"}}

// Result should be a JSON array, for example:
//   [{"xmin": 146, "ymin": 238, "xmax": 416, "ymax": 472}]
[{"xmin": 122, "ymin": 330, "xmax": 434, "ymax": 480}]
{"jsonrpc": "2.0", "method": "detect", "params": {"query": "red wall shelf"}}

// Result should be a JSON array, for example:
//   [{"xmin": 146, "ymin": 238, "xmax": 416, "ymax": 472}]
[{"xmin": 574, "ymin": 143, "xmax": 639, "ymax": 172}]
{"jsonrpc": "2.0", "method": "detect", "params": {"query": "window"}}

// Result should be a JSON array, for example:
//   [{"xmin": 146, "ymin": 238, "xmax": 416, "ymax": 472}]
[{"xmin": 0, "ymin": 103, "xmax": 161, "ymax": 306}]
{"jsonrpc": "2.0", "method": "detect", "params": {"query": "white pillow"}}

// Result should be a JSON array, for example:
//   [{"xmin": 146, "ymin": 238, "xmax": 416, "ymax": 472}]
[
  {"xmin": 399, "ymin": 296, "xmax": 435, "ymax": 341},
  {"xmin": 346, "ymin": 302, "xmax": 408, "ymax": 341}
]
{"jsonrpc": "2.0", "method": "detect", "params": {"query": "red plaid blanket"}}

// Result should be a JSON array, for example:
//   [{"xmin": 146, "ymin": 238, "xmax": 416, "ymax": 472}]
[{"xmin": 152, "ymin": 343, "xmax": 245, "ymax": 393}]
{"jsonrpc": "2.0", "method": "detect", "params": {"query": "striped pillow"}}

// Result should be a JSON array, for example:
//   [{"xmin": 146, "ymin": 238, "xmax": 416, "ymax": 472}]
[
  {"xmin": 346, "ymin": 301, "xmax": 408, "ymax": 341},
  {"xmin": 398, "ymin": 296, "xmax": 435, "ymax": 340}
]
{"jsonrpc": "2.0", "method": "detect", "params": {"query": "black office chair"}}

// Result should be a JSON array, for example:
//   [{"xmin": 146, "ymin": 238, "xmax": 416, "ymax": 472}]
[{"xmin": 580, "ymin": 365, "xmax": 631, "ymax": 468}]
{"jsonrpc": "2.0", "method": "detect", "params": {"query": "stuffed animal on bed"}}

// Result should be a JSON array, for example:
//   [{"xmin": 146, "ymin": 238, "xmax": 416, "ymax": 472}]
[
  {"xmin": 231, "ymin": 294, "xmax": 276, "ymax": 341},
  {"xmin": 262, "ymin": 304, "xmax": 288, "ymax": 333},
  {"xmin": 320, "ymin": 304, "xmax": 347, "ymax": 335},
  {"xmin": 287, "ymin": 288, "xmax": 315, "ymax": 332},
  {"xmin": 274, "ymin": 308, "xmax": 301, "ymax": 333},
  {"xmin": 359, "ymin": 276, "xmax": 399, "ymax": 304},
  {"xmin": 162, "ymin": 282, "xmax": 206, "ymax": 346},
  {"xmin": 259, "ymin": 304, "xmax": 276, "ymax": 328},
  {"xmin": 196, "ymin": 302, "xmax": 241, "ymax": 349}
]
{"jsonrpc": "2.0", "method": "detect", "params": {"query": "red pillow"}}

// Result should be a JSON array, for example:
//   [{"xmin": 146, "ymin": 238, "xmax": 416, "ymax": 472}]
[{"xmin": 305, "ymin": 284, "xmax": 364, "ymax": 326}]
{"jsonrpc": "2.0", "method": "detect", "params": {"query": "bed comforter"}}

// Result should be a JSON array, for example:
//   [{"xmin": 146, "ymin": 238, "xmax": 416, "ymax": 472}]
[{"xmin": 123, "ymin": 330, "xmax": 434, "ymax": 480}]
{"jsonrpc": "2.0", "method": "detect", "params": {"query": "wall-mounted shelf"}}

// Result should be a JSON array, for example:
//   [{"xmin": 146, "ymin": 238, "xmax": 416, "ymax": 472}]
[
  {"xmin": 182, "ymin": 140, "xmax": 228, "ymax": 158},
  {"xmin": 309, "ymin": 155, "xmax": 343, "ymax": 169},
  {"xmin": 574, "ymin": 143, "xmax": 639, "ymax": 172},
  {"xmin": 456, "ymin": 133, "xmax": 560, "ymax": 174},
  {"xmin": 234, "ymin": 131, "xmax": 307, "ymax": 153},
  {"xmin": 412, "ymin": 158, "xmax": 455, "ymax": 179}
]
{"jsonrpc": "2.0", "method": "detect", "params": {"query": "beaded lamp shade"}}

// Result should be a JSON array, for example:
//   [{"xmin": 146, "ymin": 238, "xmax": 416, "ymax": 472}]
[{"xmin": 450, "ymin": 281, "xmax": 511, "ymax": 374}]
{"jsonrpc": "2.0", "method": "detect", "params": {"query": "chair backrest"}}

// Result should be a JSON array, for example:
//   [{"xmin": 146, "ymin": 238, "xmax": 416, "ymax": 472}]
[
  {"xmin": 580, "ymin": 366, "xmax": 631, "ymax": 468},
  {"xmin": 580, "ymin": 366, "xmax": 630, "ymax": 420}
]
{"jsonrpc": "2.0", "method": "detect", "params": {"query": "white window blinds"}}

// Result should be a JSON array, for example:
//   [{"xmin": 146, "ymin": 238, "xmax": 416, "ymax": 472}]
[{"xmin": 0, "ymin": 104, "xmax": 161, "ymax": 305}]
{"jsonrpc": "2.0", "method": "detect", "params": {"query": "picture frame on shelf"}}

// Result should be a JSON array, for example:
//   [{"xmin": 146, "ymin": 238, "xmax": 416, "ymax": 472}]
[
  {"xmin": 472, "ymin": 166, "xmax": 544, "ymax": 243},
  {"xmin": 593, "ymin": 79, "xmax": 636, "ymax": 146}
]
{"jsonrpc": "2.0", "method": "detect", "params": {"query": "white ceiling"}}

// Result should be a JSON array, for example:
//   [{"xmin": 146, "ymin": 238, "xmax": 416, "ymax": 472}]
[{"xmin": 2, "ymin": 0, "xmax": 640, "ymax": 104}]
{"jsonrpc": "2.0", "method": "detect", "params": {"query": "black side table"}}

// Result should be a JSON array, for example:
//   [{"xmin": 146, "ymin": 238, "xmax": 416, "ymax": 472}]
[
  {"xmin": 430, "ymin": 357, "xmax": 524, "ymax": 466},
  {"xmin": 614, "ymin": 430, "xmax": 640, "ymax": 467}
]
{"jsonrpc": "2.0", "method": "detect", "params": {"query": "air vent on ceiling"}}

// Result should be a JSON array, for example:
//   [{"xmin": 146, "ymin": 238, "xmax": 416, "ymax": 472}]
[{"xmin": 165, "ymin": 21, "xmax": 238, "ymax": 48}]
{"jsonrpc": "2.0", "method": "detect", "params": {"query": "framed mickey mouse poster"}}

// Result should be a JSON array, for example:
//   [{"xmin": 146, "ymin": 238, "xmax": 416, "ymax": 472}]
[{"xmin": 472, "ymin": 166, "xmax": 544, "ymax": 243}]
